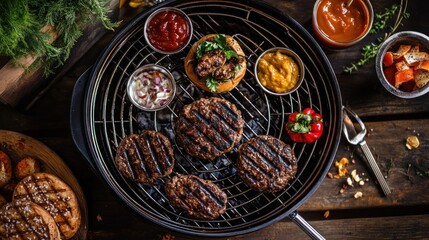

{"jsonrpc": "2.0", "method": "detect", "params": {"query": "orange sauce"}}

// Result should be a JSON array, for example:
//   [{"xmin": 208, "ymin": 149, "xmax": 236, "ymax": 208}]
[{"xmin": 315, "ymin": 0, "xmax": 370, "ymax": 46}]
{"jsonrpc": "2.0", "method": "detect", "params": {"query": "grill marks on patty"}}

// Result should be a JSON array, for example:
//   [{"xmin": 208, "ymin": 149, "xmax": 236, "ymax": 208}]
[
  {"xmin": 165, "ymin": 174, "xmax": 227, "ymax": 220},
  {"xmin": 175, "ymin": 97, "xmax": 245, "ymax": 160},
  {"xmin": 115, "ymin": 130, "xmax": 175, "ymax": 184},
  {"xmin": 237, "ymin": 135, "xmax": 298, "ymax": 192},
  {"xmin": 196, "ymin": 49, "xmax": 227, "ymax": 78},
  {"xmin": 196, "ymin": 48, "xmax": 243, "ymax": 81},
  {"xmin": 213, "ymin": 56, "xmax": 245, "ymax": 80}
]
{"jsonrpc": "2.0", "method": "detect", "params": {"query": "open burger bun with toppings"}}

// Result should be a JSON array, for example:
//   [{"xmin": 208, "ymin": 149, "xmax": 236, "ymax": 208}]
[{"xmin": 184, "ymin": 34, "xmax": 247, "ymax": 93}]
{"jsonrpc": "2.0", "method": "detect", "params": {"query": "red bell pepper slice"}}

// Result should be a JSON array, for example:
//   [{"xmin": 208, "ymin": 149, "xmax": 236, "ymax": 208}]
[
  {"xmin": 383, "ymin": 52, "xmax": 394, "ymax": 67},
  {"xmin": 394, "ymin": 68, "xmax": 415, "ymax": 88}
]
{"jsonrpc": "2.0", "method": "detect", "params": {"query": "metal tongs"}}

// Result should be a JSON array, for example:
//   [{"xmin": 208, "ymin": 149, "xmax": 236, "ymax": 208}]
[{"xmin": 342, "ymin": 106, "xmax": 391, "ymax": 196}]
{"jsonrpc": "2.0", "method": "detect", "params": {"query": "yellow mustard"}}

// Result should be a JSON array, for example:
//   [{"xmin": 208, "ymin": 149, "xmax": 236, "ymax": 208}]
[{"xmin": 257, "ymin": 51, "xmax": 300, "ymax": 93}]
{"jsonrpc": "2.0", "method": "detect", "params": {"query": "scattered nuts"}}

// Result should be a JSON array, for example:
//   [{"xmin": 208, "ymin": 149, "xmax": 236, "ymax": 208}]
[
  {"xmin": 354, "ymin": 191, "xmax": 363, "ymax": 199},
  {"xmin": 351, "ymin": 169, "xmax": 361, "ymax": 182},
  {"xmin": 335, "ymin": 157, "xmax": 349, "ymax": 177},
  {"xmin": 351, "ymin": 169, "xmax": 356, "ymax": 178},
  {"xmin": 327, "ymin": 172, "xmax": 334, "ymax": 179},
  {"xmin": 406, "ymin": 135, "xmax": 420, "ymax": 150},
  {"xmin": 323, "ymin": 210, "xmax": 330, "ymax": 219},
  {"xmin": 347, "ymin": 177, "xmax": 354, "ymax": 187},
  {"xmin": 359, "ymin": 180, "xmax": 365, "ymax": 186}
]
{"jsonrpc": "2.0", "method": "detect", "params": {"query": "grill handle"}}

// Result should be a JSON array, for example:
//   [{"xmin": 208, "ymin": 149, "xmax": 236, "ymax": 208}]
[
  {"xmin": 70, "ymin": 68, "xmax": 97, "ymax": 171},
  {"xmin": 290, "ymin": 211, "xmax": 325, "ymax": 240}
]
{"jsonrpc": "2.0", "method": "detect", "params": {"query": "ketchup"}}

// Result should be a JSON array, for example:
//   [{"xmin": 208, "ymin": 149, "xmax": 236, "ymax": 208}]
[{"xmin": 147, "ymin": 10, "xmax": 190, "ymax": 52}]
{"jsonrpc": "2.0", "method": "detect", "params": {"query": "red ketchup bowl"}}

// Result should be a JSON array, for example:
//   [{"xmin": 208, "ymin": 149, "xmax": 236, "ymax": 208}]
[{"xmin": 144, "ymin": 7, "xmax": 193, "ymax": 54}]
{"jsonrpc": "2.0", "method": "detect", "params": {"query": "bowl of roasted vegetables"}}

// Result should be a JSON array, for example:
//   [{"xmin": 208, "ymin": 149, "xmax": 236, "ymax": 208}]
[{"xmin": 376, "ymin": 31, "xmax": 429, "ymax": 98}]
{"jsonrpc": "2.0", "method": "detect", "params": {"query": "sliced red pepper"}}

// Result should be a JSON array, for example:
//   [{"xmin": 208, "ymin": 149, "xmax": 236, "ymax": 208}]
[
  {"xmin": 383, "ymin": 52, "xmax": 394, "ymax": 67},
  {"xmin": 383, "ymin": 67, "xmax": 396, "ymax": 86},
  {"xmin": 394, "ymin": 68, "xmax": 415, "ymax": 88},
  {"xmin": 286, "ymin": 108, "xmax": 324, "ymax": 144}
]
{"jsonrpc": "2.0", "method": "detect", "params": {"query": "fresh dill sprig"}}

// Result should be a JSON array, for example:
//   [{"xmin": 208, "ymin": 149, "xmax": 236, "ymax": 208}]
[
  {"xmin": 343, "ymin": 0, "xmax": 410, "ymax": 74},
  {"xmin": 0, "ymin": 0, "xmax": 120, "ymax": 76}
]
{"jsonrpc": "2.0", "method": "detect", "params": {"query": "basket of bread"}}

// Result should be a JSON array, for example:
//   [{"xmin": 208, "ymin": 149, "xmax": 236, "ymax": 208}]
[{"xmin": 0, "ymin": 130, "xmax": 86, "ymax": 240}]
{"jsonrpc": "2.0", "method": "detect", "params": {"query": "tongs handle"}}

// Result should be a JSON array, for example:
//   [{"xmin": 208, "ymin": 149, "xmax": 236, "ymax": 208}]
[
  {"xmin": 290, "ymin": 211, "xmax": 325, "ymax": 240},
  {"xmin": 359, "ymin": 141, "xmax": 392, "ymax": 196},
  {"xmin": 342, "ymin": 106, "xmax": 391, "ymax": 196}
]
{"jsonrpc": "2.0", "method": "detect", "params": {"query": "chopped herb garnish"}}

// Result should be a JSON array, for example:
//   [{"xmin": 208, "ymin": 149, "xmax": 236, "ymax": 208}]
[
  {"xmin": 205, "ymin": 75, "xmax": 218, "ymax": 92},
  {"xmin": 195, "ymin": 34, "xmax": 242, "ymax": 91}
]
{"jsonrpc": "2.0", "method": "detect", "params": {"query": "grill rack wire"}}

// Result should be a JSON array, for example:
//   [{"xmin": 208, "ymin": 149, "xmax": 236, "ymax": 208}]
[{"xmin": 83, "ymin": 0, "xmax": 341, "ymax": 236}]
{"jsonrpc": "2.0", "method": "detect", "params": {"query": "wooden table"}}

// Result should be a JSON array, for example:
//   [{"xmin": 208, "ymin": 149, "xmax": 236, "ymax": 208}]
[{"xmin": 1, "ymin": 0, "xmax": 429, "ymax": 239}]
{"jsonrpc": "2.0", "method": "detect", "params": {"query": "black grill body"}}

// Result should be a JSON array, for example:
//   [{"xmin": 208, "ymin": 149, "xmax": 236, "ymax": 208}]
[{"xmin": 71, "ymin": 0, "xmax": 342, "ymax": 237}]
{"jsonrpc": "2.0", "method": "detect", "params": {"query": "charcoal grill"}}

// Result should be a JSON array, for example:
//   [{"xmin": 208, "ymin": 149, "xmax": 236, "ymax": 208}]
[{"xmin": 71, "ymin": 0, "xmax": 342, "ymax": 238}]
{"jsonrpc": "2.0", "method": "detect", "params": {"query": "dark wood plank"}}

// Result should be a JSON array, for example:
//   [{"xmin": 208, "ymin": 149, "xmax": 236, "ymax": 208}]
[
  {"xmin": 86, "ymin": 214, "xmax": 429, "ymax": 240},
  {"xmin": 229, "ymin": 215, "xmax": 429, "ymax": 240},
  {"xmin": 301, "ymin": 118, "xmax": 429, "ymax": 211}
]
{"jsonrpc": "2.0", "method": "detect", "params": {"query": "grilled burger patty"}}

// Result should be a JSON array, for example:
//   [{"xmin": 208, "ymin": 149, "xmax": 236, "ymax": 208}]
[
  {"xmin": 165, "ymin": 174, "xmax": 227, "ymax": 220},
  {"xmin": 196, "ymin": 49, "xmax": 227, "ymax": 78},
  {"xmin": 175, "ymin": 97, "xmax": 245, "ymax": 160},
  {"xmin": 237, "ymin": 135, "xmax": 298, "ymax": 192},
  {"xmin": 0, "ymin": 201, "xmax": 61, "ymax": 240},
  {"xmin": 115, "ymin": 130, "xmax": 175, "ymax": 184}
]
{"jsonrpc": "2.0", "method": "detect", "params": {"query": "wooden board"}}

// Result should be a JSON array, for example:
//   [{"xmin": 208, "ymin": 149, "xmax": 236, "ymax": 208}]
[
  {"xmin": 0, "ymin": 1, "xmax": 120, "ymax": 107},
  {"xmin": 300, "ymin": 119, "xmax": 429, "ymax": 211},
  {"xmin": 0, "ymin": 130, "xmax": 88, "ymax": 240}
]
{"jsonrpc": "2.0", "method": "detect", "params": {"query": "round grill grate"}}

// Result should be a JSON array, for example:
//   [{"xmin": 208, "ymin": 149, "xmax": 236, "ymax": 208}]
[{"xmin": 82, "ymin": 0, "xmax": 342, "ymax": 236}]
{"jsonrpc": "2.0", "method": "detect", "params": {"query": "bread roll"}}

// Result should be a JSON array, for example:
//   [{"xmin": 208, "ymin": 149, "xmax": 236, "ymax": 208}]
[
  {"xmin": 14, "ymin": 156, "xmax": 42, "ymax": 179},
  {"xmin": 184, "ymin": 34, "xmax": 246, "ymax": 93},
  {"xmin": 0, "ymin": 150, "xmax": 12, "ymax": 187},
  {"xmin": 0, "ymin": 201, "xmax": 61, "ymax": 240},
  {"xmin": 13, "ymin": 173, "xmax": 81, "ymax": 239}
]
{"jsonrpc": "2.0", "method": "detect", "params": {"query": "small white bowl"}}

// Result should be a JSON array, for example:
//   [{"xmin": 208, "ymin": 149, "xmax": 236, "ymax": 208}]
[
  {"xmin": 254, "ymin": 47, "xmax": 305, "ymax": 96},
  {"xmin": 127, "ymin": 64, "xmax": 176, "ymax": 111},
  {"xmin": 375, "ymin": 31, "xmax": 429, "ymax": 98}
]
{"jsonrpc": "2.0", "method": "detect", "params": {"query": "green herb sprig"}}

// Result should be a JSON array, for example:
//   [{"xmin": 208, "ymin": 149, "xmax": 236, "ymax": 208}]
[
  {"xmin": 195, "ymin": 34, "xmax": 237, "ymax": 60},
  {"xmin": 0, "ymin": 0, "xmax": 120, "ymax": 76},
  {"xmin": 205, "ymin": 76, "xmax": 218, "ymax": 92},
  {"xmin": 343, "ymin": 0, "xmax": 410, "ymax": 74}
]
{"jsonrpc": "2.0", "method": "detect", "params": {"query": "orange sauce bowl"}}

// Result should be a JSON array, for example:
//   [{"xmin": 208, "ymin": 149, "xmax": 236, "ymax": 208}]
[{"xmin": 312, "ymin": 0, "xmax": 373, "ymax": 48}]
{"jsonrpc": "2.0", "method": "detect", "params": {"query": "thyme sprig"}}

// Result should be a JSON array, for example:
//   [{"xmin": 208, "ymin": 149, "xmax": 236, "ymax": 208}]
[
  {"xmin": 370, "ymin": 4, "xmax": 399, "ymax": 34},
  {"xmin": 343, "ymin": 0, "xmax": 410, "ymax": 74}
]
